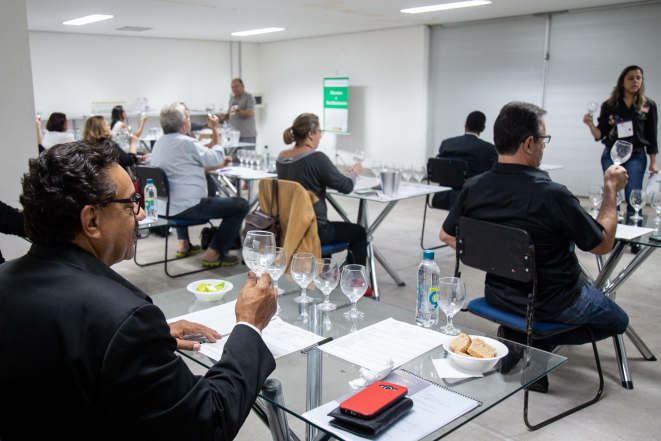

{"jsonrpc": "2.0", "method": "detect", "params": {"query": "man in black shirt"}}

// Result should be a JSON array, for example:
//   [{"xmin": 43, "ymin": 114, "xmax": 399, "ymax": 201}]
[
  {"xmin": 432, "ymin": 111, "xmax": 498, "ymax": 209},
  {"xmin": 440, "ymin": 102, "xmax": 629, "ymax": 350}
]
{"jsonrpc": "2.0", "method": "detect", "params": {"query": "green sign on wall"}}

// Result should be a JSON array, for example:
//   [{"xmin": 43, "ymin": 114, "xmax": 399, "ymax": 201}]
[{"xmin": 323, "ymin": 77, "xmax": 349, "ymax": 134}]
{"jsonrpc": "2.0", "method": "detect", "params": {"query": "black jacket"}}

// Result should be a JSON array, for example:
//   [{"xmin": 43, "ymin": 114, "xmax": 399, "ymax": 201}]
[
  {"xmin": 0, "ymin": 242, "xmax": 275, "ymax": 440},
  {"xmin": 0, "ymin": 201, "xmax": 26, "ymax": 264}
]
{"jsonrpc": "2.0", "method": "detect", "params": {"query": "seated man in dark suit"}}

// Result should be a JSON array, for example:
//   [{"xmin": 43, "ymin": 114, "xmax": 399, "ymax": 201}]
[
  {"xmin": 0, "ymin": 140, "xmax": 278, "ymax": 440},
  {"xmin": 432, "ymin": 111, "xmax": 498, "ymax": 209},
  {"xmin": 439, "ymin": 102, "xmax": 629, "ymax": 392}
]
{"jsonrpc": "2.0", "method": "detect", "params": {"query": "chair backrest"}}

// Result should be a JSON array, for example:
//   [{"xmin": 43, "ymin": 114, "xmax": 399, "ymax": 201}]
[
  {"xmin": 135, "ymin": 166, "xmax": 170, "ymax": 198},
  {"xmin": 456, "ymin": 217, "xmax": 534, "ymax": 283},
  {"xmin": 427, "ymin": 157, "xmax": 469, "ymax": 187}
]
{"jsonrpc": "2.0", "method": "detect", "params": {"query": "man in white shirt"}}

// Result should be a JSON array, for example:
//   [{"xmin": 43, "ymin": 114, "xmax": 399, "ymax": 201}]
[{"xmin": 151, "ymin": 103, "xmax": 248, "ymax": 267}]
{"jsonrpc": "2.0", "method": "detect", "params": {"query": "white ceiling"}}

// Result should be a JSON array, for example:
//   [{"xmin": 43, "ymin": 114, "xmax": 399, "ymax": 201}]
[{"xmin": 26, "ymin": 0, "xmax": 644, "ymax": 43}]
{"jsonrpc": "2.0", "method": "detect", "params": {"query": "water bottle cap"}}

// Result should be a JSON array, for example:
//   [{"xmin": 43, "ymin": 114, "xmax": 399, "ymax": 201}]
[
  {"xmin": 423, "ymin": 250, "xmax": 434, "ymax": 260},
  {"xmin": 146, "ymin": 178, "xmax": 153, "ymax": 184}
]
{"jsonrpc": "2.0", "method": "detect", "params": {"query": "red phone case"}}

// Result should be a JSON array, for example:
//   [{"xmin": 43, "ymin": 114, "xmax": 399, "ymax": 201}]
[{"xmin": 339, "ymin": 381, "xmax": 408, "ymax": 419}]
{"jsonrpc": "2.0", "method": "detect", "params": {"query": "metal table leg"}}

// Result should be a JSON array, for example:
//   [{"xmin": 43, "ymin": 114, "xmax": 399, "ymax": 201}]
[
  {"xmin": 373, "ymin": 246, "xmax": 405, "ymax": 287},
  {"xmin": 258, "ymin": 379, "xmax": 301, "ymax": 441},
  {"xmin": 613, "ymin": 334, "xmax": 633, "ymax": 389},
  {"xmin": 359, "ymin": 201, "xmax": 380, "ymax": 300},
  {"xmin": 625, "ymin": 325, "xmax": 657, "ymax": 361},
  {"xmin": 306, "ymin": 305, "xmax": 323, "ymax": 441}
]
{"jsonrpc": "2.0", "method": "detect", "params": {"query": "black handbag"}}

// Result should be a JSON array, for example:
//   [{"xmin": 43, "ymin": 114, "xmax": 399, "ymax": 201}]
[{"xmin": 242, "ymin": 178, "xmax": 280, "ymax": 243}]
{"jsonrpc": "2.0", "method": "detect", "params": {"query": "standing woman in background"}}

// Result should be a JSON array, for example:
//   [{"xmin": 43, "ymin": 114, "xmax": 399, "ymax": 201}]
[
  {"xmin": 110, "ymin": 105, "xmax": 147, "ymax": 139},
  {"xmin": 583, "ymin": 65, "xmax": 658, "ymax": 215}
]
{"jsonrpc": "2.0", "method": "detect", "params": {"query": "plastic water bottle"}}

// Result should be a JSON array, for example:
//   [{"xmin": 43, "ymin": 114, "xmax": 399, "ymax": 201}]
[
  {"xmin": 75, "ymin": 127, "xmax": 80, "ymax": 140},
  {"xmin": 416, "ymin": 250, "xmax": 440, "ymax": 327},
  {"xmin": 264, "ymin": 145, "xmax": 271, "ymax": 169},
  {"xmin": 144, "ymin": 178, "xmax": 157, "ymax": 222}
]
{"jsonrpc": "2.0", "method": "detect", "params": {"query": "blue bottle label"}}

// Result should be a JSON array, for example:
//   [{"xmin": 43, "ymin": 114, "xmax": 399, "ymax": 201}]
[{"xmin": 429, "ymin": 288, "xmax": 438, "ymax": 308}]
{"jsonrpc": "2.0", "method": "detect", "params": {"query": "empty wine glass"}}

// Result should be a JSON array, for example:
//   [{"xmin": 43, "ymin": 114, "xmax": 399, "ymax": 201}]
[
  {"xmin": 384, "ymin": 161, "xmax": 395, "ymax": 170},
  {"xmin": 589, "ymin": 185, "xmax": 603, "ymax": 216},
  {"xmin": 587, "ymin": 101, "xmax": 599, "ymax": 115},
  {"xmin": 266, "ymin": 247, "xmax": 287, "ymax": 319},
  {"xmin": 353, "ymin": 150, "xmax": 366, "ymax": 163},
  {"xmin": 242, "ymin": 231, "xmax": 276, "ymax": 278},
  {"xmin": 630, "ymin": 189, "xmax": 646, "ymax": 221},
  {"xmin": 237, "ymin": 149, "xmax": 246, "ymax": 167},
  {"xmin": 616, "ymin": 190, "xmax": 625, "ymax": 221},
  {"xmin": 438, "ymin": 277, "xmax": 466, "ymax": 336},
  {"xmin": 650, "ymin": 192, "xmax": 661, "ymax": 223},
  {"xmin": 205, "ymin": 103, "xmax": 215, "ymax": 113},
  {"xmin": 611, "ymin": 140, "xmax": 633, "ymax": 166},
  {"xmin": 401, "ymin": 165, "xmax": 413, "ymax": 184},
  {"xmin": 291, "ymin": 253, "xmax": 316, "ymax": 304},
  {"xmin": 413, "ymin": 165, "xmax": 426, "ymax": 185},
  {"xmin": 340, "ymin": 264, "xmax": 368, "ymax": 319},
  {"xmin": 314, "ymin": 258, "xmax": 339, "ymax": 311}
]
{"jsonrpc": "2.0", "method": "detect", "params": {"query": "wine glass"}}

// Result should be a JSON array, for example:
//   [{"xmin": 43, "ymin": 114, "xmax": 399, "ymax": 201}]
[
  {"xmin": 291, "ymin": 253, "xmax": 316, "ymax": 304},
  {"xmin": 352, "ymin": 150, "xmax": 366, "ymax": 163},
  {"xmin": 413, "ymin": 165, "xmax": 426, "ymax": 185},
  {"xmin": 401, "ymin": 165, "xmax": 413, "ymax": 184},
  {"xmin": 205, "ymin": 103, "xmax": 215, "ymax": 114},
  {"xmin": 237, "ymin": 149, "xmax": 246, "ymax": 167},
  {"xmin": 611, "ymin": 140, "xmax": 633, "ymax": 166},
  {"xmin": 265, "ymin": 247, "xmax": 287, "ymax": 319},
  {"xmin": 242, "ymin": 231, "xmax": 276, "ymax": 278},
  {"xmin": 314, "ymin": 258, "xmax": 339, "ymax": 311},
  {"xmin": 630, "ymin": 189, "xmax": 646, "ymax": 221},
  {"xmin": 587, "ymin": 101, "xmax": 599, "ymax": 115},
  {"xmin": 384, "ymin": 161, "xmax": 395, "ymax": 171},
  {"xmin": 340, "ymin": 264, "xmax": 368, "ymax": 319},
  {"xmin": 371, "ymin": 161, "xmax": 383, "ymax": 177},
  {"xmin": 438, "ymin": 277, "xmax": 466, "ymax": 336},
  {"xmin": 616, "ymin": 190, "xmax": 625, "ymax": 221},
  {"xmin": 588, "ymin": 185, "xmax": 603, "ymax": 216},
  {"xmin": 650, "ymin": 192, "xmax": 661, "ymax": 223}
]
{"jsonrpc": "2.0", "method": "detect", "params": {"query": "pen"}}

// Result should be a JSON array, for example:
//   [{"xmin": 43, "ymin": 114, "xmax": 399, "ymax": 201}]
[{"xmin": 300, "ymin": 337, "xmax": 334, "ymax": 354}]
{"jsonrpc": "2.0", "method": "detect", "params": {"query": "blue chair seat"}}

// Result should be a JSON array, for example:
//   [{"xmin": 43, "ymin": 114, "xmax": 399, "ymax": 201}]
[
  {"xmin": 158, "ymin": 216, "xmax": 209, "ymax": 227},
  {"xmin": 468, "ymin": 297, "xmax": 574, "ymax": 334},
  {"xmin": 321, "ymin": 243, "xmax": 349, "ymax": 255}
]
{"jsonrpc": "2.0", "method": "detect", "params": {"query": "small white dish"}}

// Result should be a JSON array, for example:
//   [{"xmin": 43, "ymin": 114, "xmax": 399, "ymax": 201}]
[
  {"xmin": 187, "ymin": 279, "xmax": 233, "ymax": 302},
  {"xmin": 443, "ymin": 335, "xmax": 509, "ymax": 373}
]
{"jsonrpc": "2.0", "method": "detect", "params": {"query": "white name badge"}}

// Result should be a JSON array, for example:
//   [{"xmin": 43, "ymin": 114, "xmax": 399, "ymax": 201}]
[{"xmin": 617, "ymin": 120, "xmax": 634, "ymax": 138}]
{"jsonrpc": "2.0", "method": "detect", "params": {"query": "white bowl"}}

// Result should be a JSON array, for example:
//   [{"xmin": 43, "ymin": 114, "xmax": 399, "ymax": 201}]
[
  {"xmin": 443, "ymin": 335, "xmax": 509, "ymax": 373},
  {"xmin": 187, "ymin": 279, "xmax": 233, "ymax": 302}
]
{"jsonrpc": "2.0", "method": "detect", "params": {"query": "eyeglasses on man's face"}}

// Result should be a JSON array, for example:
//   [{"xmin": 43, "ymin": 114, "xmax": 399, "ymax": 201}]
[
  {"xmin": 535, "ymin": 135, "xmax": 551, "ymax": 144},
  {"xmin": 95, "ymin": 193, "xmax": 142, "ymax": 215}
]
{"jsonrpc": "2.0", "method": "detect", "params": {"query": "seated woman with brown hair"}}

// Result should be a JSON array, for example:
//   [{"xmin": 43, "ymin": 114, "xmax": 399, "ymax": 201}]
[
  {"xmin": 276, "ymin": 113, "xmax": 367, "ymax": 267},
  {"xmin": 83, "ymin": 115, "xmax": 146, "ymax": 170},
  {"xmin": 40, "ymin": 112, "xmax": 74, "ymax": 152}
]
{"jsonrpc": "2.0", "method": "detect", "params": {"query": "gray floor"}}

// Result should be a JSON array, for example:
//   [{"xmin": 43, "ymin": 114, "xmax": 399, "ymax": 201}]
[{"xmin": 113, "ymin": 193, "xmax": 661, "ymax": 440}]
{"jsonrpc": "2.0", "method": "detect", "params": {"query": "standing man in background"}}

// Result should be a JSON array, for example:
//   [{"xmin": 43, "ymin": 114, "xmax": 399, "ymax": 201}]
[
  {"xmin": 220, "ymin": 78, "xmax": 257, "ymax": 143},
  {"xmin": 432, "ymin": 111, "xmax": 498, "ymax": 210}
]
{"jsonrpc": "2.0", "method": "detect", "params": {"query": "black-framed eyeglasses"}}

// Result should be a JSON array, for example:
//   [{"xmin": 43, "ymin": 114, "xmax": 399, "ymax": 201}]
[
  {"xmin": 94, "ymin": 193, "xmax": 142, "ymax": 215},
  {"xmin": 535, "ymin": 135, "xmax": 551, "ymax": 144}
]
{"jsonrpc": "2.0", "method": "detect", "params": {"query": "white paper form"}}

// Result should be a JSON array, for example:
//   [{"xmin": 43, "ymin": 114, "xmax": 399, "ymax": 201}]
[
  {"xmin": 615, "ymin": 224, "xmax": 655, "ymax": 240},
  {"xmin": 319, "ymin": 318, "xmax": 453, "ymax": 370},
  {"xmin": 303, "ymin": 370, "xmax": 480, "ymax": 441},
  {"xmin": 166, "ymin": 300, "xmax": 238, "ymax": 337},
  {"xmin": 262, "ymin": 318, "xmax": 325, "ymax": 359}
]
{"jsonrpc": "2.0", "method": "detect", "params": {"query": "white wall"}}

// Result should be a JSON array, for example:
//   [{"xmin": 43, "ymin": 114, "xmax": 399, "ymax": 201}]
[
  {"xmin": 29, "ymin": 32, "xmax": 259, "ymax": 127},
  {"xmin": 257, "ymin": 26, "xmax": 430, "ymax": 166},
  {"xmin": 0, "ymin": 0, "xmax": 36, "ymax": 261}
]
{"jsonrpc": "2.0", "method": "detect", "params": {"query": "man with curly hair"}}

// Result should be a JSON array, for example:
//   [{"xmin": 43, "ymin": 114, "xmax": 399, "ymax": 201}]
[{"xmin": 0, "ymin": 140, "xmax": 278, "ymax": 440}]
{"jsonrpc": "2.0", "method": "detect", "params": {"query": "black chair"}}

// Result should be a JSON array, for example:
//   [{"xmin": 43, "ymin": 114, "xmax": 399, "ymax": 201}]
[
  {"xmin": 420, "ymin": 157, "xmax": 469, "ymax": 250},
  {"xmin": 455, "ymin": 217, "xmax": 604, "ymax": 431},
  {"xmin": 134, "ymin": 166, "xmax": 216, "ymax": 278}
]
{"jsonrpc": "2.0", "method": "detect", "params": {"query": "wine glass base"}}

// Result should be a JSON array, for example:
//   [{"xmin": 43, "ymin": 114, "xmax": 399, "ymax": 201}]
[
  {"xmin": 631, "ymin": 214, "xmax": 643, "ymax": 221},
  {"xmin": 318, "ymin": 302, "xmax": 337, "ymax": 312},
  {"xmin": 277, "ymin": 287, "xmax": 285, "ymax": 295},
  {"xmin": 344, "ymin": 310, "xmax": 364, "ymax": 319},
  {"xmin": 439, "ymin": 325, "xmax": 461, "ymax": 336},
  {"xmin": 294, "ymin": 295, "xmax": 315, "ymax": 304}
]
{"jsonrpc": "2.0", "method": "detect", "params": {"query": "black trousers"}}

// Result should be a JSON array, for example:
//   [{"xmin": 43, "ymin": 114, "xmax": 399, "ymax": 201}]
[{"xmin": 318, "ymin": 221, "xmax": 367, "ymax": 267}]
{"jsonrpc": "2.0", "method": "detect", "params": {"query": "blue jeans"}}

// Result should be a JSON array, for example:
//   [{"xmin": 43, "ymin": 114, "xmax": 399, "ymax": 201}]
[
  {"xmin": 171, "ymin": 197, "xmax": 249, "ymax": 255},
  {"xmin": 318, "ymin": 221, "xmax": 368, "ymax": 266},
  {"xmin": 601, "ymin": 149, "xmax": 647, "ymax": 214},
  {"xmin": 537, "ymin": 283, "xmax": 629, "ymax": 347}
]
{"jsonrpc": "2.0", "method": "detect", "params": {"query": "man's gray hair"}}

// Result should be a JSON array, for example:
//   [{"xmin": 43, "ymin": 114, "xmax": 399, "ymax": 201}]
[{"xmin": 160, "ymin": 102, "xmax": 187, "ymax": 134}]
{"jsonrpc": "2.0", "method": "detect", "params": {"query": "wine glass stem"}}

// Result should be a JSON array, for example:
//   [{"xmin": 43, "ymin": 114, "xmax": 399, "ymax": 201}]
[
  {"xmin": 446, "ymin": 314, "xmax": 454, "ymax": 329},
  {"xmin": 635, "ymin": 208, "xmax": 640, "ymax": 218},
  {"xmin": 351, "ymin": 300, "xmax": 357, "ymax": 311},
  {"xmin": 301, "ymin": 286, "xmax": 307, "ymax": 298},
  {"xmin": 273, "ymin": 280, "xmax": 279, "ymax": 291},
  {"xmin": 324, "ymin": 293, "xmax": 330, "ymax": 304}
]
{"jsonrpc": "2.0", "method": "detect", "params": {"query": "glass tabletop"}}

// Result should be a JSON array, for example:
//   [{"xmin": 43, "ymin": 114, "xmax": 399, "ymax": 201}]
[
  {"xmin": 152, "ymin": 273, "xmax": 566, "ymax": 440},
  {"xmin": 616, "ymin": 213, "xmax": 661, "ymax": 247}
]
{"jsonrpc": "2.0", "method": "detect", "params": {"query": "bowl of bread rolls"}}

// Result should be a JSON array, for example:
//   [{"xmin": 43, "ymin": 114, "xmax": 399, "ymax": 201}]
[{"xmin": 443, "ymin": 332, "xmax": 509, "ymax": 373}]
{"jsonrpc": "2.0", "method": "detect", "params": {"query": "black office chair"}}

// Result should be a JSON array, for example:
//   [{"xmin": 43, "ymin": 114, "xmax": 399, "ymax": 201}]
[
  {"xmin": 455, "ymin": 216, "xmax": 604, "ymax": 431},
  {"xmin": 134, "ymin": 166, "xmax": 216, "ymax": 278},
  {"xmin": 420, "ymin": 157, "xmax": 469, "ymax": 250}
]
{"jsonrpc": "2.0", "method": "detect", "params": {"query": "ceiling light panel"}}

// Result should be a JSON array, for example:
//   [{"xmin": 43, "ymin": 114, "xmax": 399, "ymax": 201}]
[
  {"xmin": 401, "ymin": 1, "xmax": 492, "ymax": 14},
  {"xmin": 231, "ymin": 27, "xmax": 285, "ymax": 37},
  {"xmin": 63, "ymin": 14, "xmax": 114, "ymax": 26}
]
